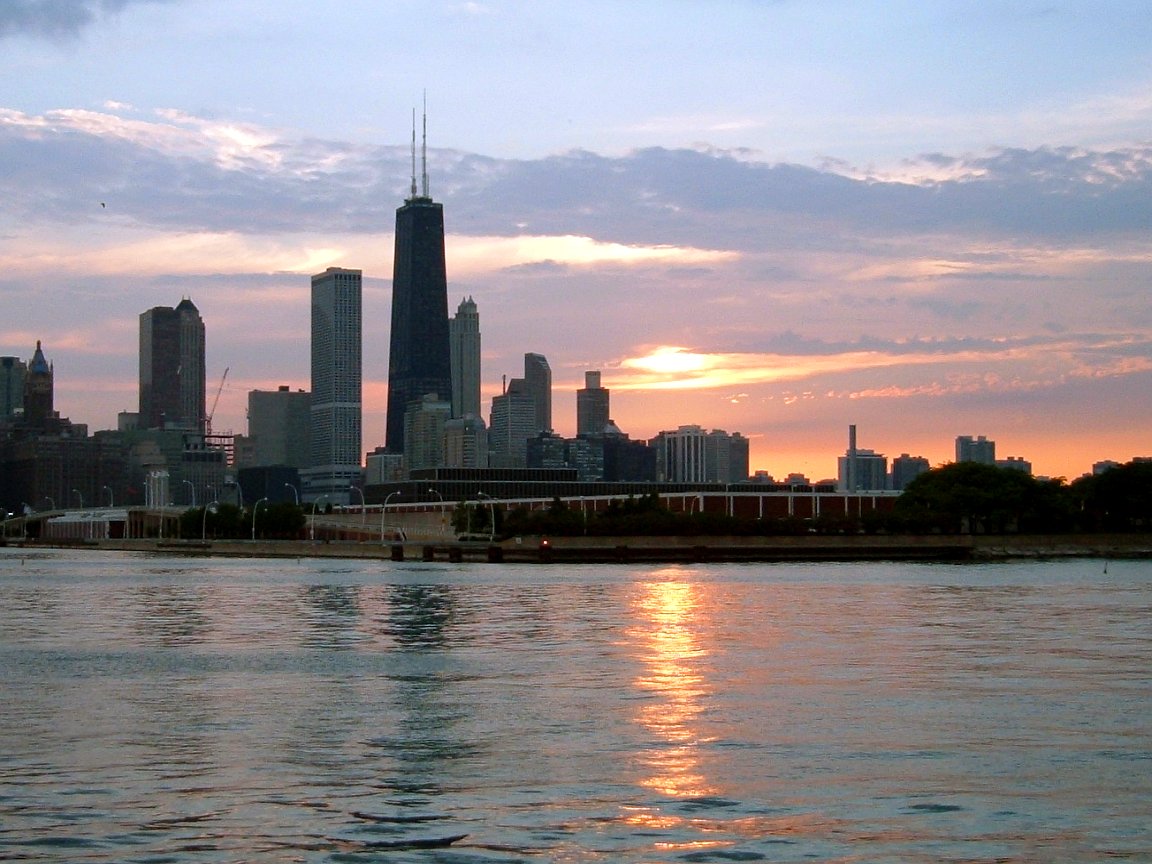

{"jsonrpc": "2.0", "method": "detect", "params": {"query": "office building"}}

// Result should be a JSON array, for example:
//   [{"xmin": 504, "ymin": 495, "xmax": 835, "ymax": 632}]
[
  {"xmin": 139, "ymin": 299, "xmax": 205, "ymax": 431},
  {"xmin": 489, "ymin": 378, "xmax": 537, "ymax": 468},
  {"xmin": 303, "ymin": 267, "xmax": 362, "ymax": 503},
  {"xmin": 839, "ymin": 425, "xmax": 888, "ymax": 491},
  {"xmin": 247, "ymin": 386, "xmax": 311, "ymax": 469},
  {"xmin": 652, "ymin": 425, "xmax": 748, "ymax": 484},
  {"xmin": 450, "ymin": 296, "xmax": 481, "ymax": 419},
  {"xmin": 1, "ymin": 356, "xmax": 25, "ymax": 420},
  {"xmin": 956, "ymin": 435, "xmax": 996, "ymax": 465},
  {"xmin": 996, "ymin": 456, "xmax": 1032, "ymax": 474},
  {"xmin": 385, "ymin": 117, "xmax": 451, "ymax": 454},
  {"xmin": 404, "ymin": 392, "xmax": 452, "ymax": 472},
  {"xmin": 526, "ymin": 431, "xmax": 568, "ymax": 470},
  {"xmin": 23, "ymin": 341, "xmax": 54, "ymax": 429},
  {"xmin": 890, "ymin": 453, "xmax": 930, "ymax": 490},
  {"xmin": 523, "ymin": 352, "xmax": 552, "ymax": 433},
  {"xmin": 444, "ymin": 416, "xmax": 488, "ymax": 469},
  {"xmin": 576, "ymin": 370, "xmax": 610, "ymax": 437}
]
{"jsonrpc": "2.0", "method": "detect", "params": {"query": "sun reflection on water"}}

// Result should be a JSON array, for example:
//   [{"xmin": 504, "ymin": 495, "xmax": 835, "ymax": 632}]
[{"xmin": 628, "ymin": 576, "xmax": 716, "ymax": 799}]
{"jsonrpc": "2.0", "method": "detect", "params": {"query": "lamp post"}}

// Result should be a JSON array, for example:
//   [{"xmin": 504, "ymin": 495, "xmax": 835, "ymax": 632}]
[
  {"xmin": 381, "ymin": 490, "xmax": 400, "ymax": 544},
  {"xmin": 226, "ymin": 480, "xmax": 243, "ymax": 508},
  {"xmin": 349, "ymin": 485, "xmax": 366, "ymax": 527},
  {"xmin": 182, "ymin": 480, "xmax": 196, "ymax": 508},
  {"xmin": 103, "ymin": 485, "xmax": 114, "ymax": 507},
  {"xmin": 310, "ymin": 495, "xmax": 329, "ymax": 542},
  {"xmin": 252, "ymin": 497, "xmax": 268, "ymax": 541},
  {"xmin": 72, "ymin": 488, "xmax": 84, "ymax": 509},
  {"xmin": 42, "ymin": 496, "xmax": 55, "ymax": 511},
  {"xmin": 202, "ymin": 501, "xmax": 218, "ymax": 541},
  {"xmin": 477, "ymin": 491, "xmax": 496, "ymax": 542},
  {"xmin": 284, "ymin": 483, "xmax": 299, "ymax": 506},
  {"xmin": 428, "ymin": 488, "xmax": 444, "ymax": 535}
]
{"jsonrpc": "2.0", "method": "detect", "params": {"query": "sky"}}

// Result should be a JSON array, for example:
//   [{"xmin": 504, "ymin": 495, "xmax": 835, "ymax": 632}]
[{"xmin": 2, "ymin": 0, "xmax": 1151, "ymax": 482}]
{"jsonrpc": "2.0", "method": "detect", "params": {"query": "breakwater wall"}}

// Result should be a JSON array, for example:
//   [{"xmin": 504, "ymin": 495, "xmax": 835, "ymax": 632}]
[{"xmin": 10, "ymin": 533, "xmax": 1151, "ymax": 563}]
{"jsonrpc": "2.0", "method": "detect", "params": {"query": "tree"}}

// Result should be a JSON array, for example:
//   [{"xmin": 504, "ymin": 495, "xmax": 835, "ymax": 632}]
[
  {"xmin": 896, "ymin": 462, "xmax": 1066, "ymax": 534},
  {"xmin": 1070, "ymin": 461, "xmax": 1152, "ymax": 531}
]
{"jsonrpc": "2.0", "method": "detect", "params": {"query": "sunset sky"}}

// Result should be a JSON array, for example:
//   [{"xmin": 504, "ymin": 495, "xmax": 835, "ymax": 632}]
[{"xmin": 3, "ymin": 0, "xmax": 1151, "ymax": 481}]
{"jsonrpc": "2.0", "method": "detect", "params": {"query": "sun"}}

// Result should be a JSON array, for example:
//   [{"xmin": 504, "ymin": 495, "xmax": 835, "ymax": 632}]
[{"xmin": 627, "ymin": 347, "xmax": 711, "ymax": 375}]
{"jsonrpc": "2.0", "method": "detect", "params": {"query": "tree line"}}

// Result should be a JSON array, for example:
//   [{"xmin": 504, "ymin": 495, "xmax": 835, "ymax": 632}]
[
  {"xmin": 466, "ymin": 460, "xmax": 1152, "ymax": 538},
  {"xmin": 172, "ymin": 460, "xmax": 1151, "ymax": 540}
]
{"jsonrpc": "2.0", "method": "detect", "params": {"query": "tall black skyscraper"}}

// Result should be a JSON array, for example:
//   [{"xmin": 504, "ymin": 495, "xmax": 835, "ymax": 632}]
[{"xmin": 385, "ymin": 110, "xmax": 451, "ymax": 454}]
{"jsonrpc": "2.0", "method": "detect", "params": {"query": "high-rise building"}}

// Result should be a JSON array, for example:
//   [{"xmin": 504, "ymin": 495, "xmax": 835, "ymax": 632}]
[
  {"xmin": 247, "ymin": 386, "xmax": 311, "ymax": 469},
  {"xmin": 651, "ymin": 425, "xmax": 749, "ymax": 484},
  {"xmin": 523, "ymin": 352, "xmax": 552, "ymax": 434},
  {"xmin": 23, "ymin": 341, "xmax": 54, "ymax": 429},
  {"xmin": 404, "ymin": 392, "xmax": 451, "ymax": 472},
  {"xmin": 891, "ymin": 453, "xmax": 930, "ymax": 490},
  {"xmin": 449, "ymin": 296, "xmax": 481, "ymax": 419},
  {"xmin": 1, "ymin": 356, "xmax": 26, "ymax": 420},
  {"xmin": 139, "ymin": 299, "xmax": 205, "ymax": 431},
  {"xmin": 489, "ymin": 378, "xmax": 537, "ymax": 468},
  {"xmin": 385, "ymin": 115, "xmax": 451, "ymax": 454},
  {"xmin": 576, "ymin": 370, "xmax": 610, "ymax": 436},
  {"xmin": 304, "ymin": 267, "xmax": 362, "ymax": 503},
  {"xmin": 996, "ymin": 456, "xmax": 1032, "ymax": 474},
  {"xmin": 956, "ymin": 435, "xmax": 995, "ymax": 465},
  {"xmin": 444, "ymin": 416, "xmax": 488, "ymax": 468},
  {"xmin": 839, "ymin": 424, "xmax": 888, "ymax": 491},
  {"xmin": 653, "ymin": 425, "xmax": 708, "ymax": 483}
]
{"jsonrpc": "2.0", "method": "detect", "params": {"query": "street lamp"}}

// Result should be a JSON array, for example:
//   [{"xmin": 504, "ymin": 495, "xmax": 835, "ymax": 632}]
[
  {"xmin": 310, "ymin": 495, "xmax": 329, "ymax": 542},
  {"xmin": 182, "ymin": 480, "xmax": 196, "ymax": 508},
  {"xmin": 202, "ymin": 501, "xmax": 218, "ymax": 541},
  {"xmin": 349, "ymin": 485, "xmax": 366, "ymax": 527},
  {"xmin": 42, "ymin": 496, "xmax": 55, "ymax": 511},
  {"xmin": 381, "ymin": 490, "xmax": 400, "ymax": 544},
  {"xmin": 72, "ymin": 488, "xmax": 84, "ymax": 509},
  {"xmin": 225, "ymin": 480, "xmax": 243, "ymax": 508},
  {"xmin": 428, "ymin": 488, "xmax": 445, "ymax": 535},
  {"xmin": 103, "ymin": 485, "xmax": 114, "ymax": 508},
  {"xmin": 477, "ymin": 491, "xmax": 496, "ymax": 542},
  {"xmin": 252, "ymin": 497, "xmax": 269, "ymax": 541},
  {"xmin": 284, "ymin": 483, "xmax": 299, "ymax": 506}
]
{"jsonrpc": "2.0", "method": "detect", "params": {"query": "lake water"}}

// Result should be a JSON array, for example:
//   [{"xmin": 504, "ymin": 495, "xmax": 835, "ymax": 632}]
[{"xmin": 1, "ymin": 548, "xmax": 1149, "ymax": 862}]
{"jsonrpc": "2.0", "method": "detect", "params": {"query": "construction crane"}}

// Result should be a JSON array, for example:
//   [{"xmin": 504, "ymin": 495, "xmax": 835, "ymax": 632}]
[{"xmin": 206, "ymin": 367, "xmax": 229, "ymax": 436}]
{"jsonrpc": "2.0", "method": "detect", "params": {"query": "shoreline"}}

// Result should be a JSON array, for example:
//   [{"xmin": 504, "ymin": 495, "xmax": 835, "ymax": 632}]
[{"xmin": 6, "ymin": 533, "xmax": 1151, "ymax": 563}]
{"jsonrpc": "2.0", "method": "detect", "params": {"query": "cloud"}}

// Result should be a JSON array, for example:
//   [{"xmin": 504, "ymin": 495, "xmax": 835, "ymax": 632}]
[
  {"xmin": 0, "ymin": 0, "xmax": 174, "ymax": 40},
  {"xmin": 6, "ymin": 105, "xmax": 1152, "ymax": 250},
  {"xmin": 608, "ymin": 334, "xmax": 1152, "ymax": 395}
]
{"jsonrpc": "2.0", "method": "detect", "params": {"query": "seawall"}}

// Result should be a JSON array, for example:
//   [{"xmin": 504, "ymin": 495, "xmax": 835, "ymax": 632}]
[{"xmin": 9, "ymin": 533, "xmax": 1152, "ymax": 563}]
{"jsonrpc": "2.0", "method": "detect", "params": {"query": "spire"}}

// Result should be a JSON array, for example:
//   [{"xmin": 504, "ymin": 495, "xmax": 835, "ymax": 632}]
[
  {"xmin": 29, "ymin": 340, "xmax": 50, "ymax": 374},
  {"xmin": 421, "ymin": 91, "xmax": 429, "ymax": 199},
  {"xmin": 409, "ymin": 108, "xmax": 418, "ymax": 200}
]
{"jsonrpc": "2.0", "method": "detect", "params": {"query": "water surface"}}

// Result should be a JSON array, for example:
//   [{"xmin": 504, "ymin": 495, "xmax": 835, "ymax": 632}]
[{"xmin": 2, "ymin": 548, "xmax": 1149, "ymax": 861}]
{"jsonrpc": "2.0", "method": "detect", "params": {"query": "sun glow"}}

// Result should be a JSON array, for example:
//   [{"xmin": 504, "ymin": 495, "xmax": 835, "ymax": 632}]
[{"xmin": 446, "ymin": 234, "xmax": 739, "ymax": 275}]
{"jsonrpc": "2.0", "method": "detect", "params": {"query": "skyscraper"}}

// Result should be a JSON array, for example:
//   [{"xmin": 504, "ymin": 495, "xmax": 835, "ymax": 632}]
[
  {"xmin": 576, "ymin": 370, "xmax": 610, "ymax": 436},
  {"xmin": 304, "ymin": 267, "xmax": 362, "ymax": 503},
  {"xmin": 1, "ymin": 355, "xmax": 27, "ymax": 421},
  {"xmin": 139, "ymin": 299, "xmax": 205, "ymax": 431},
  {"xmin": 956, "ymin": 435, "xmax": 995, "ymax": 465},
  {"xmin": 449, "ymin": 296, "xmax": 481, "ymax": 419},
  {"xmin": 385, "ymin": 113, "xmax": 451, "ymax": 454},
  {"xmin": 523, "ymin": 353, "xmax": 552, "ymax": 434},
  {"xmin": 23, "ymin": 341, "xmax": 53, "ymax": 429},
  {"xmin": 489, "ymin": 378, "xmax": 536, "ymax": 469},
  {"xmin": 247, "ymin": 386, "xmax": 311, "ymax": 469}
]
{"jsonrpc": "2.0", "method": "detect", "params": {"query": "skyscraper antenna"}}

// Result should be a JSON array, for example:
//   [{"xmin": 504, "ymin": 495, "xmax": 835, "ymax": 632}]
[
  {"xmin": 409, "ymin": 108, "xmax": 417, "ymax": 200},
  {"xmin": 421, "ymin": 91, "xmax": 429, "ymax": 199}
]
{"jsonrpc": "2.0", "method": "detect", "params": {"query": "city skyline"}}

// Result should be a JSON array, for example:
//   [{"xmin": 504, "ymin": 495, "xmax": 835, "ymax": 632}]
[{"xmin": 3, "ymin": 2, "xmax": 1152, "ymax": 479}]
